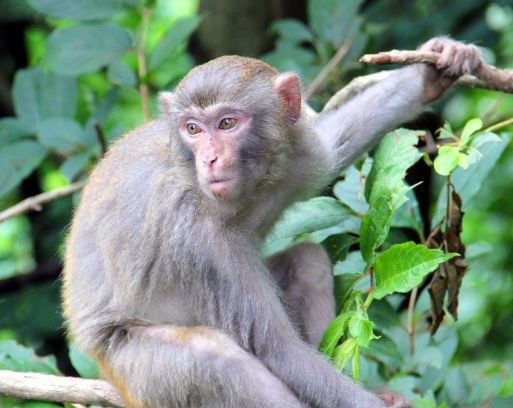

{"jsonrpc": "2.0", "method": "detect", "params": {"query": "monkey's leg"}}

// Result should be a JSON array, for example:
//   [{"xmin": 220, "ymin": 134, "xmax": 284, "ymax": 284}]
[
  {"xmin": 98, "ymin": 324, "xmax": 304, "ymax": 408},
  {"xmin": 267, "ymin": 242, "xmax": 335, "ymax": 348}
]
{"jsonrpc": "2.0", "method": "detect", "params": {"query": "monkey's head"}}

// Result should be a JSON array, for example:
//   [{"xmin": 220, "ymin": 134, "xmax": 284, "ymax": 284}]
[{"xmin": 159, "ymin": 56, "xmax": 302, "ymax": 204}]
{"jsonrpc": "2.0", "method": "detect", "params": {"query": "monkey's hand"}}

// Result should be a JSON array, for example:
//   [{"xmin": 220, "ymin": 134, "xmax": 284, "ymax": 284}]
[
  {"xmin": 374, "ymin": 388, "xmax": 413, "ymax": 408},
  {"xmin": 419, "ymin": 36, "xmax": 483, "ymax": 102}
]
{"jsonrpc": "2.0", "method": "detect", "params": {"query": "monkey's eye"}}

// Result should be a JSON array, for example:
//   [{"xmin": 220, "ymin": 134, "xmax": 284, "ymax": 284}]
[
  {"xmin": 218, "ymin": 118, "xmax": 238, "ymax": 130},
  {"xmin": 186, "ymin": 123, "xmax": 201, "ymax": 135}
]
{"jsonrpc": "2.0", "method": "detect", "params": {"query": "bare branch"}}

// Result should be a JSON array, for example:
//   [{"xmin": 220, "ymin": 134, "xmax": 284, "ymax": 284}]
[
  {"xmin": 305, "ymin": 41, "xmax": 352, "ymax": 100},
  {"xmin": 0, "ymin": 370, "xmax": 125, "ymax": 408},
  {"xmin": 94, "ymin": 122, "xmax": 107, "ymax": 158},
  {"xmin": 360, "ymin": 50, "xmax": 513, "ymax": 94},
  {"xmin": 0, "ymin": 180, "xmax": 86, "ymax": 224}
]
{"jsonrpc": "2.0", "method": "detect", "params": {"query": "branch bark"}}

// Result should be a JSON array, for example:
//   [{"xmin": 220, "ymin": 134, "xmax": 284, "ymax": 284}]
[
  {"xmin": 0, "ymin": 370, "xmax": 125, "ymax": 407},
  {"xmin": 360, "ymin": 50, "xmax": 513, "ymax": 94},
  {"xmin": 0, "ymin": 180, "xmax": 86, "ymax": 224}
]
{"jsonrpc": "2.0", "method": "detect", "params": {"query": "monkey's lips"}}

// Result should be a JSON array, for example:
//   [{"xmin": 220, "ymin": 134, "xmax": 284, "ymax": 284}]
[{"xmin": 208, "ymin": 177, "xmax": 238, "ymax": 198}]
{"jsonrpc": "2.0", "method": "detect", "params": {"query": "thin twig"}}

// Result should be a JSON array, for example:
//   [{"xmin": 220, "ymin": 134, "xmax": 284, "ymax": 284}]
[
  {"xmin": 407, "ymin": 287, "xmax": 418, "ymax": 356},
  {"xmin": 93, "ymin": 123, "xmax": 107, "ymax": 158},
  {"xmin": 0, "ymin": 370, "xmax": 125, "ymax": 408},
  {"xmin": 484, "ymin": 116, "xmax": 513, "ymax": 133},
  {"xmin": 137, "ymin": 8, "xmax": 152, "ymax": 122},
  {"xmin": 305, "ymin": 41, "xmax": 352, "ymax": 100},
  {"xmin": 0, "ymin": 181, "xmax": 86, "ymax": 224},
  {"xmin": 360, "ymin": 50, "xmax": 513, "ymax": 94}
]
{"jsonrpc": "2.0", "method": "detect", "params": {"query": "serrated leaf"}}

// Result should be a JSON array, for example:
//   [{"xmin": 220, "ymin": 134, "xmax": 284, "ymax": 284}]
[
  {"xmin": 374, "ymin": 242, "xmax": 457, "ymax": 300},
  {"xmin": 0, "ymin": 340, "xmax": 60, "ymax": 374},
  {"xmin": 460, "ymin": 118, "xmax": 483, "ymax": 145},
  {"xmin": 434, "ymin": 145, "xmax": 459, "ymax": 176},
  {"xmin": 148, "ymin": 16, "xmax": 201, "ymax": 70},
  {"xmin": 47, "ymin": 23, "xmax": 133, "ymax": 75},
  {"xmin": 68, "ymin": 343, "xmax": 99, "ymax": 379},
  {"xmin": 269, "ymin": 19, "xmax": 313, "ymax": 44},
  {"xmin": 12, "ymin": 67, "xmax": 79, "ymax": 131},
  {"xmin": 334, "ymin": 272, "xmax": 361, "ymax": 309},
  {"xmin": 107, "ymin": 60, "xmax": 136, "ymax": 86},
  {"xmin": 0, "ymin": 140, "xmax": 47, "ymax": 197},
  {"xmin": 37, "ymin": 118, "xmax": 86, "ymax": 152},
  {"xmin": 28, "ymin": 0, "xmax": 125, "ymax": 20}
]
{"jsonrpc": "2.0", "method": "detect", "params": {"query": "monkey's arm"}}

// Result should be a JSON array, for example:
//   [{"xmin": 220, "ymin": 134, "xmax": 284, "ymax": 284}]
[
  {"xmin": 314, "ymin": 37, "xmax": 482, "ymax": 177},
  {"xmin": 205, "ymin": 238, "xmax": 386, "ymax": 408}
]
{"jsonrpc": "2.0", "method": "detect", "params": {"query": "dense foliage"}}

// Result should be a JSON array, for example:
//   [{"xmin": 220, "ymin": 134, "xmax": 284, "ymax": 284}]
[{"xmin": 0, "ymin": 0, "xmax": 512, "ymax": 407}]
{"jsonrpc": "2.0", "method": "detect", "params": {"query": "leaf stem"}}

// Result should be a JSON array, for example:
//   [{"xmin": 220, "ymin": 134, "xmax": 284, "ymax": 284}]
[
  {"xmin": 407, "ymin": 287, "xmax": 418, "ymax": 356},
  {"xmin": 484, "ymin": 116, "xmax": 513, "ymax": 133},
  {"xmin": 137, "ymin": 7, "xmax": 152, "ymax": 122}
]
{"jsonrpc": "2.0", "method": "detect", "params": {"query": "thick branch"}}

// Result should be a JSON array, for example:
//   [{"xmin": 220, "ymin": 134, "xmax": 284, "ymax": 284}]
[
  {"xmin": 360, "ymin": 50, "xmax": 513, "ymax": 94},
  {"xmin": 0, "ymin": 180, "xmax": 86, "ymax": 224},
  {"xmin": 0, "ymin": 370, "xmax": 125, "ymax": 407}
]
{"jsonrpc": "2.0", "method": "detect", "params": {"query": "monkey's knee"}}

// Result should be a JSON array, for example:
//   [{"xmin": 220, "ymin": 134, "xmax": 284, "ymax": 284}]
[{"xmin": 270, "ymin": 242, "xmax": 333, "ymax": 292}]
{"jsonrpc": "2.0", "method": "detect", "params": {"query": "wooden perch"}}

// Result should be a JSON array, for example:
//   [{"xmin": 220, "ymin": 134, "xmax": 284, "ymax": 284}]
[
  {"xmin": 360, "ymin": 50, "xmax": 513, "ymax": 94},
  {"xmin": 0, "ymin": 370, "xmax": 125, "ymax": 407}
]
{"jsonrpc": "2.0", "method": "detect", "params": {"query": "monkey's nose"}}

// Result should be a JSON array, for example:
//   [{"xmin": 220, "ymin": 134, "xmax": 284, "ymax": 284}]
[{"xmin": 203, "ymin": 155, "xmax": 218, "ymax": 168}]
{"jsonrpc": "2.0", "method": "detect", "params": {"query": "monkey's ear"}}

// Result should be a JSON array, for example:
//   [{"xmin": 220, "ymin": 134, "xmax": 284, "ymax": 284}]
[
  {"xmin": 275, "ymin": 73, "xmax": 301, "ymax": 123},
  {"xmin": 158, "ymin": 91, "xmax": 174, "ymax": 113}
]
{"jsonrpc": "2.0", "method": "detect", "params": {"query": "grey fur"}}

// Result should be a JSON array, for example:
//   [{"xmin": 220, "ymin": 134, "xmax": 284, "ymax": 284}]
[{"xmin": 63, "ymin": 39, "xmax": 481, "ymax": 407}]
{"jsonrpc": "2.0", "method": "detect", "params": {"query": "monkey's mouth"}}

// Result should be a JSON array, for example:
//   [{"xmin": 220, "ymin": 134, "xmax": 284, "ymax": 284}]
[{"xmin": 208, "ymin": 177, "xmax": 237, "ymax": 198}]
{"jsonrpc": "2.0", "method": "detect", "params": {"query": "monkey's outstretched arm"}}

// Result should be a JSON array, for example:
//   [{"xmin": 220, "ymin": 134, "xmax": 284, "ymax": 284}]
[{"xmin": 314, "ymin": 37, "xmax": 483, "ymax": 177}]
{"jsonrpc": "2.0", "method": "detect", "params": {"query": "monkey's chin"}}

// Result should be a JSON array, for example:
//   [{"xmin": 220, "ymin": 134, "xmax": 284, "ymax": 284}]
[{"xmin": 207, "ymin": 178, "xmax": 238, "ymax": 201}]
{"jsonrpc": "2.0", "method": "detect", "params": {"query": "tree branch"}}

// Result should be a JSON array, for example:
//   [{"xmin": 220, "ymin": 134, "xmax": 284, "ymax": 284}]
[
  {"xmin": 360, "ymin": 50, "xmax": 513, "ymax": 94},
  {"xmin": 0, "ymin": 370, "xmax": 125, "ymax": 408},
  {"xmin": 0, "ymin": 181, "xmax": 86, "ymax": 224}
]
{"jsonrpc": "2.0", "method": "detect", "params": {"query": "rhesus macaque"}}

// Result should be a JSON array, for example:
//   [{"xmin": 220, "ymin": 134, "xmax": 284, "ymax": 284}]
[{"xmin": 63, "ymin": 37, "xmax": 481, "ymax": 407}]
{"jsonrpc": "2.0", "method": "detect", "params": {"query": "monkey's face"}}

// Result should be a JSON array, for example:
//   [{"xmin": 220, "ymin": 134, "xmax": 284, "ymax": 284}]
[{"xmin": 177, "ymin": 107, "xmax": 253, "ymax": 201}]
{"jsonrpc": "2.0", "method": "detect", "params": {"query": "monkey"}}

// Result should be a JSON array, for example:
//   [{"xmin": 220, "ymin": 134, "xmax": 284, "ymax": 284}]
[{"xmin": 62, "ymin": 37, "xmax": 482, "ymax": 408}]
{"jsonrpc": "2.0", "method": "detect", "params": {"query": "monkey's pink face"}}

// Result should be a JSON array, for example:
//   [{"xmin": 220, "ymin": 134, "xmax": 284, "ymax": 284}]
[{"xmin": 178, "ymin": 107, "xmax": 252, "ymax": 201}]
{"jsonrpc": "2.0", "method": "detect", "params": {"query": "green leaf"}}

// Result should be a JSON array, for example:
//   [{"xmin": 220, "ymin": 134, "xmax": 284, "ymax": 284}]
[
  {"xmin": 12, "ymin": 67, "xmax": 79, "ymax": 131},
  {"xmin": 392, "ymin": 189, "xmax": 424, "ymax": 235},
  {"xmin": 107, "ymin": 60, "xmax": 136, "ymax": 86},
  {"xmin": 460, "ymin": 118, "xmax": 483, "ymax": 145},
  {"xmin": 499, "ymin": 377, "xmax": 513, "ymax": 397},
  {"xmin": 434, "ymin": 145, "xmax": 459, "ymax": 176},
  {"xmin": 0, "ymin": 141, "xmax": 47, "ymax": 197},
  {"xmin": 0, "ymin": 340, "xmax": 60, "ymax": 374},
  {"xmin": 348, "ymin": 312, "xmax": 376, "ymax": 348},
  {"xmin": 68, "ymin": 344, "xmax": 99, "ymax": 379},
  {"xmin": 412, "ymin": 397, "xmax": 438, "ymax": 408},
  {"xmin": 321, "ymin": 234, "xmax": 357, "ymax": 264},
  {"xmin": 373, "ymin": 242, "xmax": 457, "ymax": 299},
  {"xmin": 61, "ymin": 153, "xmax": 90, "ymax": 181},
  {"xmin": 265, "ymin": 197, "xmax": 354, "ymax": 246},
  {"xmin": 320, "ymin": 313, "xmax": 350, "ymax": 356},
  {"xmin": 333, "ymin": 165, "xmax": 368, "ymax": 214},
  {"xmin": 269, "ymin": 19, "xmax": 313, "ymax": 44},
  {"xmin": 0, "ymin": 117, "xmax": 32, "ymax": 147},
  {"xmin": 469, "ymin": 131, "xmax": 501, "ymax": 149},
  {"xmin": 47, "ymin": 23, "xmax": 133, "ymax": 76},
  {"xmin": 332, "ymin": 337, "xmax": 358, "ymax": 371},
  {"xmin": 360, "ymin": 129, "xmax": 423, "ymax": 264},
  {"xmin": 456, "ymin": 152, "xmax": 470, "ymax": 169},
  {"xmin": 37, "ymin": 118, "xmax": 86, "ymax": 152},
  {"xmin": 432, "ymin": 135, "xmax": 510, "ymax": 226},
  {"xmin": 148, "ymin": 16, "xmax": 201, "ymax": 70},
  {"xmin": 334, "ymin": 272, "xmax": 361, "ymax": 309},
  {"xmin": 28, "ymin": 0, "xmax": 125, "ymax": 20}
]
